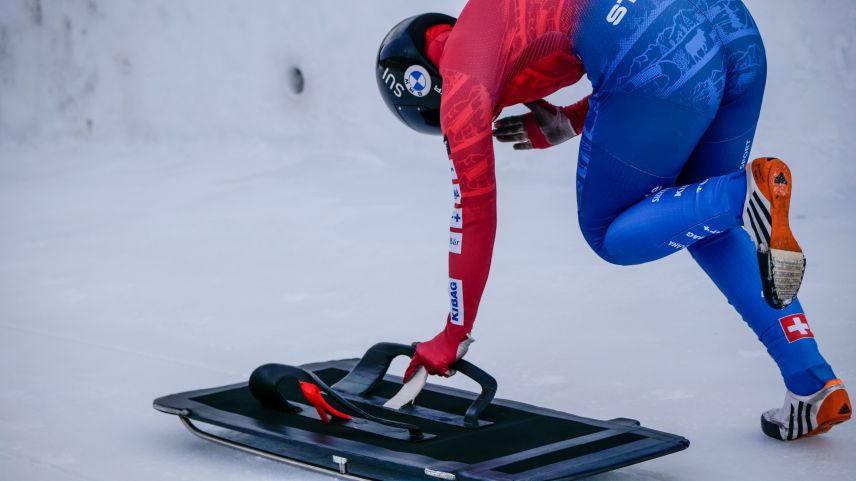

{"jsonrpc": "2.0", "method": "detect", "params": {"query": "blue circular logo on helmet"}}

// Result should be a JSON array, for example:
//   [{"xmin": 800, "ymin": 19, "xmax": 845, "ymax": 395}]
[{"xmin": 404, "ymin": 65, "xmax": 432, "ymax": 97}]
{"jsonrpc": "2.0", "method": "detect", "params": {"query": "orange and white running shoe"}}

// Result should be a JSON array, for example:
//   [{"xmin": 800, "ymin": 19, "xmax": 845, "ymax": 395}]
[
  {"xmin": 742, "ymin": 157, "xmax": 806, "ymax": 309},
  {"xmin": 761, "ymin": 379, "xmax": 852, "ymax": 440}
]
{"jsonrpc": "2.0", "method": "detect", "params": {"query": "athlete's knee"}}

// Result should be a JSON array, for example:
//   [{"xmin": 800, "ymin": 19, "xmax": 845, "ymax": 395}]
[
  {"xmin": 579, "ymin": 221, "xmax": 636, "ymax": 266},
  {"xmin": 595, "ymin": 248, "xmax": 636, "ymax": 266},
  {"xmin": 587, "ymin": 241, "xmax": 632, "ymax": 266}
]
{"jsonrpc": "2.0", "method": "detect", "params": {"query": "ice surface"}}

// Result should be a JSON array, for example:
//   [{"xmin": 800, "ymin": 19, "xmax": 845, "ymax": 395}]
[{"xmin": 1, "ymin": 1, "xmax": 854, "ymax": 480}]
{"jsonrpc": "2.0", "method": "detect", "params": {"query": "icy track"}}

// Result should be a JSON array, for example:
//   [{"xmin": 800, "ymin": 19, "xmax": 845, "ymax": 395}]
[{"xmin": 1, "ymin": 1, "xmax": 855, "ymax": 480}]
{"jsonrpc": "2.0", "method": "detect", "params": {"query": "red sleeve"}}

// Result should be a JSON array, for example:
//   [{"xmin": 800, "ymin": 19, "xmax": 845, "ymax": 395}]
[
  {"xmin": 561, "ymin": 95, "xmax": 590, "ymax": 134},
  {"xmin": 440, "ymin": 69, "xmax": 497, "ymax": 342}
]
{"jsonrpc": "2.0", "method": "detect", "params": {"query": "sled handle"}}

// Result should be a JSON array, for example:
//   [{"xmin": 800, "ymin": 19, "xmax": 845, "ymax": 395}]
[{"xmin": 332, "ymin": 342, "xmax": 497, "ymax": 428}]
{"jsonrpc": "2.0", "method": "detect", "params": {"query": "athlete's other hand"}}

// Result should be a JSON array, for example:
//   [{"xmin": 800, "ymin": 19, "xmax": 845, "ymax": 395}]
[
  {"xmin": 404, "ymin": 331, "xmax": 473, "ymax": 382},
  {"xmin": 492, "ymin": 99, "xmax": 578, "ymax": 150}
]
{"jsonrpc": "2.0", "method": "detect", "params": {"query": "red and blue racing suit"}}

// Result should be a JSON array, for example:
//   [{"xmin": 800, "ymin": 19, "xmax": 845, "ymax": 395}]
[{"xmin": 412, "ymin": 0, "xmax": 835, "ymax": 396}]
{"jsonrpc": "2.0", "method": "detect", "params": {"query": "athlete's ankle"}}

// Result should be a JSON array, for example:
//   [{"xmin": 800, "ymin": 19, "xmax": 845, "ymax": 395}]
[{"xmin": 784, "ymin": 364, "xmax": 837, "ymax": 396}]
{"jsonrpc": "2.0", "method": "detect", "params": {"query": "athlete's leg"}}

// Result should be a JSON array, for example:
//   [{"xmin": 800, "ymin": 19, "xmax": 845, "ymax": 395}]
[
  {"xmin": 575, "ymin": 0, "xmax": 754, "ymax": 265},
  {"xmin": 692, "ymin": 233, "xmax": 835, "ymax": 394},
  {"xmin": 576, "ymin": 90, "xmax": 730, "ymax": 265},
  {"xmin": 677, "ymin": 3, "xmax": 835, "ymax": 395},
  {"xmin": 577, "ymin": 84, "xmax": 752, "ymax": 265}
]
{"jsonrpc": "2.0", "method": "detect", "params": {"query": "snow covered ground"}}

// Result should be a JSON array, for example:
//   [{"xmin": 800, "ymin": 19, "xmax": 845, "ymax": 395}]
[{"xmin": 1, "ymin": 1, "xmax": 855, "ymax": 480}]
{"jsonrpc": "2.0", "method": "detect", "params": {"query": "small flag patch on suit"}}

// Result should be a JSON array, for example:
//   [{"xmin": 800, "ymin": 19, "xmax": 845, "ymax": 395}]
[
  {"xmin": 451, "ymin": 207, "xmax": 463, "ymax": 229},
  {"xmin": 780, "ymin": 313, "xmax": 814, "ymax": 343}
]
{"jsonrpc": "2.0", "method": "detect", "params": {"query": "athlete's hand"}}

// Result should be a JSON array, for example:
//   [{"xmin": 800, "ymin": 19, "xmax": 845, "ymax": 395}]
[
  {"xmin": 404, "ymin": 330, "xmax": 473, "ymax": 382},
  {"xmin": 492, "ymin": 99, "xmax": 578, "ymax": 150}
]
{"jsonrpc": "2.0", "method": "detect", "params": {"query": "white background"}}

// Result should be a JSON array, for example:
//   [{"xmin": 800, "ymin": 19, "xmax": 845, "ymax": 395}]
[{"xmin": 1, "ymin": 1, "xmax": 854, "ymax": 480}]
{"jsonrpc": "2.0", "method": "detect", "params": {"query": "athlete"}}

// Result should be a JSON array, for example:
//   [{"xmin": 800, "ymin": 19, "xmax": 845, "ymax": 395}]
[{"xmin": 375, "ymin": 0, "xmax": 851, "ymax": 440}]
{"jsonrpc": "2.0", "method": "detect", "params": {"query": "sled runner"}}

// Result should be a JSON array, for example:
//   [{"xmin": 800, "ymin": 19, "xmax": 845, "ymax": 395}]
[{"xmin": 153, "ymin": 343, "xmax": 689, "ymax": 480}]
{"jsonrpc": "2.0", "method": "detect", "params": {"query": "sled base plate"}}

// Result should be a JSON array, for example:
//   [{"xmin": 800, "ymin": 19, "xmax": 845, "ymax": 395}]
[{"xmin": 154, "ymin": 357, "xmax": 689, "ymax": 480}]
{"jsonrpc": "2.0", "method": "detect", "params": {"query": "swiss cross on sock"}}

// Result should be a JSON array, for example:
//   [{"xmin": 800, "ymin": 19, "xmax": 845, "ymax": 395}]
[{"xmin": 780, "ymin": 314, "xmax": 814, "ymax": 343}]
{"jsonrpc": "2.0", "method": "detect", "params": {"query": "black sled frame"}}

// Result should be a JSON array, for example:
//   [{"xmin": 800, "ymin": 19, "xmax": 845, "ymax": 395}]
[{"xmin": 154, "ymin": 343, "xmax": 689, "ymax": 480}]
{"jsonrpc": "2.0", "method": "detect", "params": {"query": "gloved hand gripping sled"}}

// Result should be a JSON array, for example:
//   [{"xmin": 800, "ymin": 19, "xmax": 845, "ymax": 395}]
[{"xmin": 249, "ymin": 342, "xmax": 497, "ymax": 437}]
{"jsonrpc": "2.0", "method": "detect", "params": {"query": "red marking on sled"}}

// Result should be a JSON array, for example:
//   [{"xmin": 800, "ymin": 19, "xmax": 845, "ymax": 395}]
[{"xmin": 299, "ymin": 382, "xmax": 352, "ymax": 423}]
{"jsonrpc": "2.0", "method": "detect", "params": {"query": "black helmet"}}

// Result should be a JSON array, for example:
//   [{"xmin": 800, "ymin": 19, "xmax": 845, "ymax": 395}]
[{"xmin": 376, "ymin": 13, "xmax": 456, "ymax": 135}]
